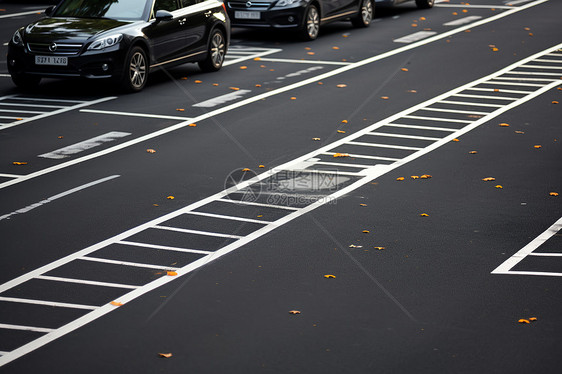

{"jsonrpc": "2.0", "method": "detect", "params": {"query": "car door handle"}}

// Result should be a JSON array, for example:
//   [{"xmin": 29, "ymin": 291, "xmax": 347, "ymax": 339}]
[
  {"xmin": 179, "ymin": 18, "xmax": 187, "ymax": 25},
  {"xmin": 204, "ymin": 11, "xmax": 212, "ymax": 17}
]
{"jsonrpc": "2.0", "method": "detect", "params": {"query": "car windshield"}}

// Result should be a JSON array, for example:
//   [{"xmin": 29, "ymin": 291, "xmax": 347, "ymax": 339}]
[{"xmin": 52, "ymin": 0, "xmax": 149, "ymax": 20}]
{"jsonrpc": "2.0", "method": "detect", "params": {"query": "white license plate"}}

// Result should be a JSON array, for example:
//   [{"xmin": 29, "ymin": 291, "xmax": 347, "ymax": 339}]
[
  {"xmin": 235, "ymin": 11, "xmax": 260, "ymax": 19},
  {"xmin": 35, "ymin": 56, "xmax": 68, "ymax": 66}
]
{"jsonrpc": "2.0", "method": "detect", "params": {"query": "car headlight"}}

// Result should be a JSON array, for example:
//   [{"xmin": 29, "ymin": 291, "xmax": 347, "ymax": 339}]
[
  {"xmin": 276, "ymin": 0, "xmax": 301, "ymax": 6},
  {"xmin": 88, "ymin": 34, "xmax": 123, "ymax": 50},
  {"xmin": 12, "ymin": 29, "xmax": 24, "ymax": 46}
]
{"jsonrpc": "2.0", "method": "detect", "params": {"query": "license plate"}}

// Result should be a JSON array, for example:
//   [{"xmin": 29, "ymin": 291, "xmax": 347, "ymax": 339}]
[
  {"xmin": 35, "ymin": 56, "xmax": 68, "ymax": 66},
  {"xmin": 235, "ymin": 11, "xmax": 260, "ymax": 19}
]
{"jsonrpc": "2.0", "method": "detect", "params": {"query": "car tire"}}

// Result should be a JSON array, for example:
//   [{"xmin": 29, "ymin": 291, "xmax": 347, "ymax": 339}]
[
  {"xmin": 299, "ymin": 4, "xmax": 320, "ymax": 41},
  {"xmin": 415, "ymin": 0, "xmax": 434, "ymax": 9},
  {"xmin": 198, "ymin": 28, "xmax": 226, "ymax": 72},
  {"xmin": 351, "ymin": 0, "xmax": 373, "ymax": 28},
  {"xmin": 11, "ymin": 73, "xmax": 41, "ymax": 91},
  {"xmin": 119, "ymin": 46, "xmax": 148, "ymax": 93}
]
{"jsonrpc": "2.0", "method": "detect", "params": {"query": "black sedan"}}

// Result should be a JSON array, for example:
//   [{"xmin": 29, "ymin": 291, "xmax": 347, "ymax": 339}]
[
  {"xmin": 226, "ymin": 0, "xmax": 374, "ymax": 41},
  {"xmin": 7, "ymin": 0, "xmax": 230, "ymax": 92}
]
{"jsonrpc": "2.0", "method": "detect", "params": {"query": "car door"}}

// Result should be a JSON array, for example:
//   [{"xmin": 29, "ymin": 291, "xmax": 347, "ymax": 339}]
[
  {"xmin": 143, "ymin": 0, "xmax": 185, "ymax": 64},
  {"xmin": 176, "ymin": 0, "xmax": 207, "ymax": 55}
]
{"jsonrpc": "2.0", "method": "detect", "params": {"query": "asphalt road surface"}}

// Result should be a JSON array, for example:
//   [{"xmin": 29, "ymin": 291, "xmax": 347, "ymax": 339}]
[{"xmin": 0, "ymin": 0, "xmax": 561, "ymax": 373}]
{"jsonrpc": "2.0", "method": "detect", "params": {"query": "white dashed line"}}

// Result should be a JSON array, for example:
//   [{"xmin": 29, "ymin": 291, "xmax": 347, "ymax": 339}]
[
  {"xmin": 193, "ymin": 89, "xmax": 252, "ymax": 108},
  {"xmin": 80, "ymin": 109, "xmax": 193, "ymax": 121},
  {"xmin": 393, "ymin": 31, "xmax": 438, "ymax": 44},
  {"xmin": 38, "ymin": 132, "xmax": 131, "ymax": 160},
  {"xmin": 444, "ymin": 16, "xmax": 483, "ymax": 26}
]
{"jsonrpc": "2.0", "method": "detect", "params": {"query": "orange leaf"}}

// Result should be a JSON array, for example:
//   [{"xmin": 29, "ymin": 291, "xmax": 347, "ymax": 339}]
[
  {"xmin": 499, "ymin": 123, "xmax": 510, "ymax": 127},
  {"xmin": 482, "ymin": 177, "xmax": 496, "ymax": 181},
  {"xmin": 146, "ymin": 149, "xmax": 156, "ymax": 153},
  {"xmin": 514, "ymin": 131, "xmax": 525, "ymax": 134},
  {"xmin": 110, "ymin": 301, "xmax": 123, "ymax": 306},
  {"xmin": 333, "ymin": 153, "xmax": 350, "ymax": 158},
  {"xmin": 289, "ymin": 310, "xmax": 301, "ymax": 315},
  {"xmin": 229, "ymin": 87, "xmax": 240, "ymax": 91},
  {"xmin": 420, "ymin": 174, "xmax": 432, "ymax": 179},
  {"xmin": 259, "ymin": 165, "xmax": 265, "ymax": 168},
  {"xmin": 396, "ymin": 177, "xmax": 405, "ymax": 181},
  {"xmin": 529, "ymin": 317, "xmax": 538, "ymax": 321},
  {"xmin": 307, "ymin": 52, "xmax": 315, "ymax": 55},
  {"xmin": 550, "ymin": 192, "xmax": 559, "ymax": 196},
  {"xmin": 188, "ymin": 123, "xmax": 197, "ymax": 127},
  {"xmin": 420, "ymin": 213, "xmax": 429, "ymax": 217},
  {"xmin": 167, "ymin": 271, "xmax": 178, "ymax": 276},
  {"xmin": 242, "ymin": 168, "xmax": 251, "ymax": 171},
  {"xmin": 374, "ymin": 247, "xmax": 385, "ymax": 250},
  {"xmin": 240, "ymin": 66, "xmax": 247, "ymax": 70},
  {"xmin": 534, "ymin": 145, "xmax": 542, "ymax": 149},
  {"xmin": 332, "ymin": 46, "xmax": 340, "ymax": 50},
  {"xmin": 452, "ymin": 138, "xmax": 460, "ymax": 142},
  {"xmin": 469, "ymin": 151, "xmax": 478, "ymax": 154},
  {"xmin": 176, "ymin": 108, "xmax": 185, "ymax": 112},
  {"xmin": 290, "ymin": 97, "xmax": 296, "ymax": 100},
  {"xmin": 12, "ymin": 162, "xmax": 28, "ymax": 165},
  {"xmin": 194, "ymin": 80, "xmax": 202, "ymax": 83},
  {"xmin": 360, "ymin": 203, "xmax": 367, "ymax": 207},
  {"xmin": 58, "ymin": 136, "xmax": 64, "ymax": 139},
  {"xmin": 337, "ymin": 84, "xmax": 347, "ymax": 88},
  {"xmin": 495, "ymin": 185, "xmax": 503, "ymax": 189},
  {"xmin": 407, "ymin": 89, "xmax": 417, "ymax": 93},
  {"xmin": 552, "ymin": 101, "xmax": 559, "ymax": 104},
  {"xmin": 337, "ymin": 130, "xmax": 346, "ymax": 134},
  {"xmin": 255, "ymin": 84, "xmax": 262, "ymax": 87},
  {"xmin": 411, "ymin": 176, "xmax": 419, "ymax": 179},
  {"xmin": 362, "ymin": 230, "xmax": 370, "ymax": 234},
  {"xmin": 341, "ymin": 119, "xmax": 348, "ymax": 123},
  {"xmin": 518, "ymin": 319, "xmax": 530, "ymax": 324},
  {"xmin": 213, "ymin": 83, "xmax": 219, "ymax": 86},
  {"xmin": 401, "ymin": 68, "xmax": 408, "ymax": 72},
  {"xmin": 158, "ymin": 353, "xmax": 173, "ymax": 358},
  {"xmin": 253, "ymin": 57, "xmax": 261, "ymax": 61},
  {"xmin": 167, "ymin": 196, "xmax": 175, "ymax": 199},
  {"xmin": 381, "ymin": 96, "xmax": 389, "ymax": 100},
  {"xmin": 180, "ymin": 77, "xmax": 188, "ymax": 80},
  {"xmin": 312, "ymin": 137, "xmax": 321, "ymax": 141},
  {"xmin": 324, "ymin": 274, "xmax": 336, "ymax": 279}
]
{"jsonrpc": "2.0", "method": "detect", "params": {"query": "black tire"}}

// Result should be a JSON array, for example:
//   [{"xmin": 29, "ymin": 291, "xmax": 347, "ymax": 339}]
[
  {"xmin": 415, "ymin": 0, "xmax": 434, "ymax": 9},
  {"xmin": 198, "ymin": 28, "xmax": 226, "ymax": 72},
  {"xmin": 299, "ymin": 4, "xmax": 320, "ymax": 41},
  {"xmin": 119, "ymin": 46, "xmax": 148, "ymax": 93},
  {"xmin": 351, "ymin": 0, "xmax": 373, "ymax": 28},
  {"xmin": 11, "ymin": 73, "xmax": 41, "ymax": 91}
]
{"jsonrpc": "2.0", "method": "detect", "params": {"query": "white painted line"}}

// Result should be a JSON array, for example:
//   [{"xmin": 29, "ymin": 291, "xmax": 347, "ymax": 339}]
[
  {"xmin": 0, "ymin": 116, "xmax": 26, "ymax": 120},
  {"xmin": 0, "ymin": 173, "xmax": 22, "ymax": 178},
  {"xmin": 453, "ymin": 93, "xmax": 518, "ymax": 101},
  {"xmin": 0, "ymin": 39, "xmax": 559, "ymax": 368},
  {"xmin": 521, "ymin": 64, "xmax": 562, "ymax": 69},
  {"xmin": 439, "ymin": 100, "xmax": 504, "ymax": 108},
  {"xmin": 117, "ymin": 240, "xmax": 213, "ymax": 255},
  {"xmin": 496, "ymin": 271, "xmax": 562, "ymax": 277},
  {"xmin": 507, "ymin": 71, "xmax": 562, "ymax": 76},
  {"xmin": 346, "ymin": 141, "xmax": 423, "ymax": 151},
  {"xmin": 444, "ymin": 16, "xmax": 483, "ymax": 26},
  {"xmin": 0, "ymin": 74, "xmax": 10, "ymax": 78},
  {"xmin": 313, "ymin": 161, "xmax": 368, "ymax": 168},
  {"xmin": 79, "ymin": 256, "xmax": 179, "ymax": 271},
  {"xmin": 506, "ymin": 0, "xmax": 533, "ymax": 5},
  {"xmin": 384, "ymin": 123, "xmax": 457, "ymax": 132},
  {"xmin": 0, "ymin": 0, "xmax": 548, "ymax": 191},
  {"xmin": 393, "ymin": 31, "xmax": 438, "ymax": 44},
  {"xmin": 193, "ymin": 89, "xmax": 251, "ymax": 108},
  {"xmin": 10, "ymin": 97, "xmax": 85, "ymax": 104},
  {"xmin": 36, "ymin": 275, "xmax": 140, "ymax": 289},
  {"xmin": 467, "ymin": 87, "xmax": 531, "ymax": 94},
  {"xmin": 299, "ymin": 169, "xmax": 362, "ymax": 177},
  {"xmin": 0, "ymin": 352, "xmax": 8, "ymax": 356},
  {"xmin": 0, "ymin": 109, "xmax": 45, "ymax": 114},
  {"xmin": 366, "ymin": 132, "xmax": 441, "ymax": 141},
  {"xmin": 534, "ymin": 59, "xmax": 562, "ymax": 63},
  {"xmin": 420, "ymin": 107, "xmax": 490, "ymax": 115},
  {"xmin": 258, "ymin": 57, "xmax": 351, "ymax": 66},
  {"xmin": 528, "ymin": 253, "xmax": 562, "ymax": 257},
  {"xmin": 492, "ymin": 216, "xmax": 562, "ymax": 274},
  {"xmin": 217, "ymin": 198, "xmax": 300, "ymax": 211},
  {"xmin": 495, "ymin": 76, "xmax": 559, "ymax": 81},
  {"xmin": 0, "ymin": 323, "xmax": 53, "ymax": 334},
  {"xmin": 80, "ymin": 109, "xmax": 193, "ymax": 121},
  {"xmin": 0, "ymin": 296, "xmax": 97, "ymax": 310},
  {"xmin": 0, "ymin": 10, "xmax": 44, "ymax": 19},
  {"xmin": 402, "ymin": 115, "xmax": 472, "ymax": 124},
  {"xmin": 38, "ymin": 132, "xmax": 131, "ymax": 160},
  {"xmin": 323, "ymin": 152, "xmax": 400, "ymax": 162},
  {"xmin": 436, "ymin": 3, "xmax": 513, "ymax": 9},
  {"xmin": 0, "ymin": 102, "xmax": 66, "ymax": 109},
  {"xmin": 152, "ymin": 225, "xmax": 244, "ymax": 239},
  {"xmin": 223, "ymin": 48, "xmax": 282, "ymax": 66},
  {"xmin": 0, "ymin": 96, "xmax": 116, "ymax": 131},
  {"xmin": 186, "ymin": 211, "xmax": 271, "ymax": 225},
  {"xmin": 0, "ymin": 175, "xmax": 120, "ymax": 221},
  {"xmin": 487, "ymin": 80, "xmax": 545, "ymax": 87}
]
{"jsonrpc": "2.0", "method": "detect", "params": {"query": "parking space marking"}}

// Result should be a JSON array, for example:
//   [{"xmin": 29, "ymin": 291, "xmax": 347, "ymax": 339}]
[
  {"xmin": 258, "ymin": 57, "xmax": 351, "ymax": 66},
  {"xmin": 0, "ymin": 173, "xmax": 23, "ymax": 178},
  {"xmin": 117, "ymin": 241, "xmax": 213, "ymax": 255},
  {"xmin": 0, "ymin": 323, "xmax": 53, "ymax": 334},
  {"xmin": 79, "ymin": 109, "xmax": 193, "ymax": 121},
  {"xmin": 0, "ymin": 96, "xmax": 116, "ymax": 130},
  {"xmin": 38, "ymin": 132, "xmax": 131, "ymax": 160},
  {"xmin": 224, "ymin": 46, "xmax": 282, "ymax": 66},
  {"xmin": 444, "ymin": 16, "xmax": 483, "ymax": 26},
  {"xmin": 394, "ymin": 31, "xmax": 438, "ymax": 44},
  {"xmin": 35, "ymin": 276, "xmax": 140, "ymax": 290},
  {"xmin": 0, "ymin": 0, "xmax": 547, "ymax": 192},
  {"xmin": 492, "ymin": 217, "xmax": 562, "ymax": 277},
  {"xmin": 1, "ymin": 44, "xmax": 560, "ymax": 367},
  {"xmin": 436, "ymin": 4, "xmax": 513, "ymax": 9},
  {"xmin": 0, "ymin": 296, "xmax": 97, "ymax": 310},
  {"xmin": 193, "ymin": 89, "xmax": 252, "ymax": 108}
]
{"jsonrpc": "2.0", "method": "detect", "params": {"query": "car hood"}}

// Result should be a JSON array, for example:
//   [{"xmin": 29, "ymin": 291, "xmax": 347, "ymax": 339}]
[{"xmin": 23, "ymin": 17, "xmax": 134, "ymax": 44}]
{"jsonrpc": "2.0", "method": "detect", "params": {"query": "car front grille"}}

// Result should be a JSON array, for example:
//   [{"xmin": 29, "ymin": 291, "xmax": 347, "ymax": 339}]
[
  {"xmin": 227, "ymin": 1, "xmax": 272, "ymax": 10},
  {"xmin": 27, "ymin": 43, "xmax": 83, "ymax": 55}
]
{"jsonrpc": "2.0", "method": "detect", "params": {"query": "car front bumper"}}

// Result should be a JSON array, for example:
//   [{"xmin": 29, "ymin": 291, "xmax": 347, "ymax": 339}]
[{"xmin": 227, "ymin": 4, "xmax": 307, "ymax": 29}]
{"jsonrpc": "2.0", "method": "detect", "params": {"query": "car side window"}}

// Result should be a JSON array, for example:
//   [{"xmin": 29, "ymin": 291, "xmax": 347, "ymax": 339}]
[{"xmin": 154, "ymin": 0, "xmax": 180, "ymax": 12}]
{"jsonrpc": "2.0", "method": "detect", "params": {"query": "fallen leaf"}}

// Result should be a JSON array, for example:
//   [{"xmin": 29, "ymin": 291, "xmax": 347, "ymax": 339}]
[
  {"xmin": 333, "ymin": 153, "xmax": 350, "ymax": 157},
  {"xmin": 337, "ymin": 84, "xmax": 347, "ymax": 88},
  {"xmin": 194, "ymin": 80, "xmax": 202, "ymax": 83},
  {"xmin": 407, "ymin": 89, "xmax": 417, "ymax": 93},
  {"xmin": 420, "ymin": 174, "xmax": 432, "ymax": 179},
  {"xmin": 16, "ymin": 118, "xmax": 23, "ymax": 121},
  {"xmin": 452, "ymin": 138, "xmax": 460, "ymax": 142},
  {"xmin": 514, "ymin": 131, "xmax": 525, "ymax": 134},
  {"xmin": 58, "ymin": 136, "xmax": 64, "ymax": 139},
  {"xmin": 396, "ymin": 177, "xmax": 405, "ymax": 181},
  {"xmin": 499, "ymin": 123, "xmax": 510, "ymax": 127},
  {"xmin": 180, "ymin": 77, "xmax": 188, "ymax": 80},
  {"xmin": 349, "ymin": 244, "xmax": 363, "ymax": 248},
  {"xmin": 420, "ymin": 213, "xmax": 429, "ymax": 217},
  {"xmin": 12, "ymin": 162, "xmax": 28, "ymax": 165},
  {"xmin": 518, "ymin": 319, "xmax": 530, "ymax": 324},
  {"xmin": 312, "ymin": 137, "xmax": 321, "ymax": 141},
  {"xmin": 110, "ymin": 301, "xmax": 123, "ymax": 306},
  {"xmin": 254, "ymin": 57, "xmax": 261, "ymax": 61},
  {"xmin": 176, "ymin": 108, "xmax": 185, "ymax": 112},
  {"xmin": 289, "ymin": 310, "xmax": 301, "ymax": 315},
  {"xmin": 259, "ymin": 165, "xmax": 265, "ymax": 168},
  {"xmin": 341, "ymin": 119, "xmax": 348, "ymax": 123},
  {"xmin": 317, "ymin": 82, "xmax": 323, "ymax": 85},
  {"xmin": 332, "ymin": 46, "xmax": 340, "ymax": 50},
  {"xmin": 213, "ymin": 83, "xmax": 219, "ymax": 86},
  {"xmin": 529, "ymin": 317, "xmax": 538, "ymax": 321},
  {"xmin": 381, "ymin": 96, "xmax": 389, "ymax": 100},
  {"xmin": 158, "ymin": 353, "xmax": 173, "ymax": 358},
  {"xmin": 482, "ymin": 177, "xmax": 496, "ymax": 181},
  {"xmin": 420, "ymin": 17, "xmax": 426, "ymax": 20},
  {"xmin": 552, "ymin": 101, "xmax": 559, "ymax": 104},
  {"xmin": 462, "ymin": 9, "xmax": 468, "ymax": 12},
  {"xmin": 188, "ymin": 123, "xmax": 197, "ymax": 127},
  {"xmin": 411, "ymin": 24, "xmax": 418, "ymax": 27},
  {"xmin": 401, "ymin": 68, "xmax": 409, "ymax": 72},
  {"xmin": 167, "ymin": 196, "xmax": 175, "ymax": 199},
  {"xmin": 495, "ymin": 185, "xmax": 503, "ymax": 189},
  {"xmin": 146, "ymin": 149, "xmax": 156, "ymax": 153},
  {"xmin": 242, "ymin": 168, "xmax": 251, "ymax": 171},
  {"xmin": 374, "ymin": 247, "xmax": 385, "ymax": 250},
  {"xmin": 153, "ymin": 204, "xmax": 159, "ymax": 206},
  {"xmin": 492, "ymin": 47, "xmax": 499, "ymax": 52},
  {"xmin": 230, "ymin": 87, "xmax": 240, "ymax": 91},
  {"xmin": 257, "ymin": 215, "xmax": 263, "ymax": 218},
  {"xmin": 534, "ymin": 145, "xmax": 542, "ymax": 149},
  {"xmin": 494, "ymin": 88, "xmax": 500, "ymax": 92},
  {"xmin": 337, "ymin": 130, "xmax": 346, "ymax": 134},
  {"xmin": 167, "ymin": 271, "xmax": 178, "ymax": 276},
  {"xmin": 324, "ymin": 274, "xmax": 336, "ymax": 279},
  {"xmin": 255, "ymin": 84, "xmax": 262, "ymax": 87},
  {"xmin": 307, "ymin": 52, "xmax": 315, "ymax": 55},
  {"xmin": 411, "ymin": 176, "xmax": 420, "ymax": 179},
  {"xmin": 550, "ymin": 192, "xmax": 559, "ymax": 196},
  {"xmin": 240, "ymin": 66, "xmax": 247, "ymax": 70},
  {"xmin": 469, "ymin": 151, "xmax": 478, "ymax": 154},
  {"xmin": 362, "ymin": 230, "xmax": 370, "ymax": 234},
  {"xmin": 290, "ymin": 97, "xmax": 297, "ymax": 100},
  {"xmin": 360, "ymin": 203, "xmax": 367, "ymax": 207}
]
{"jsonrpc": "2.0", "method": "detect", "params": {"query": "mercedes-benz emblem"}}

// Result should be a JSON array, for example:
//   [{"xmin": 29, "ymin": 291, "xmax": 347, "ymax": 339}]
[
  {"xmin": 245, "ymin": 1, "xmax": 252, "ymax": 7},
  {"xmin": 49, "ymin": 42, "xmax": 57, "ymax": 52}
]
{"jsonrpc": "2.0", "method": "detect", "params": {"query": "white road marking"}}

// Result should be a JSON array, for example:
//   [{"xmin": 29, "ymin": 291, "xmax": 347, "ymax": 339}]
[
  {"xmin": 492, "ymin": 216, "xmax": 562, "ymax": 276},
  {"xmin": 0, "ymin": 74, "xmax": 10, "ymax": 78},
  {"xmin": 436, "ymin": 4, "xmax": 513, "ymax": 9},
  {"xmin": 276, "ymin": 66, "xmax": 323, "ymax": 81},
  {"xmin": 38, "ymin": 132, "xmax": 131, "ymax": 160},
  {"xmin": 186, "ymin": 211, "xmax": 271, "ymax": 225},
  {"xmin": 534, "ymin": 59, "xmax": 562, "ymax": 63},
  {"xmin": 346, "ymin": 141, "xmax": 423, "ymax": 151},
  {"xmin": 80, "ymin": 109, "xmax": 193, "ymax": 121},
  {"xmin": 420, "ymin": 107, "xmax": 490, "ymax": 115},
  {"xmin": 152, "ymin": 225, "xmax": 244, "ymax": 240},
  {"xmin": 0, "ymin": 102, "xmax": 66, "ymax": 109},
  {"xmin": 488, "ymin": 80, "xmax": 545, "ymax": 87},
  {"xmin": 0, "ymin": 323, "xmax": 53, "ymax": 334},
  {"xmin": 0, "ymin": 41, "xmax": 560, "ymax": 367},
  {"xmin": 35, "ymin": 275, "xmax": 140, "ymax": 289},
  {"xmin": 193, "ymin": 89, "xmax": 251, "ymax": 108},
  {"xmin": 117, "ymin": 241, "xmax": 213, "ymax": 255},
  {"xmin": 467, "ymin": 87, "xmax": 531, "ymax": 94},
  {"xmin": 452, "ymin": 93, "xmax": 518, "ymax": 101},
  {"xmin": 313, "ymin": 161, "xmax": 367, "ymax": 168},
  {"xmin": 528, "ymin": 253, "xmax": 562, "ymax": 257},
  {"xmin": 0, "ymin": 352, "xmax": 7, "ymax": 356},
  {"xmin": 0, "ymin": 296, "xmax": 97, "ymax": 310},
  {"xmin": 444, "ymin": 16, "xmax": 483, "ymax": 26},
  {"xmin": 0, "ymin": 175, "xmax": 120, "ymax": 221},
  {"xmin": 0, "ymin": 96, "xmax": 116, "ymax": 131},
  {"xmin": 506, "ymin": 0, "xmax": 533, "ymax": 5},
  {"xmin": 258, "ymin": 57, "xmax": 351, "ymax": 66},
  {"xmin": 0, "ymin": 0, "xmax": 547, "ymax": 191},
  {"xmin": 0, "ymin": 10, "xmax": 44, "ymax": 19},
  {"xmin": 393, "ymin": 31, "xmax": 438, "ymax": 44},
  {"xmin": 439, "ymin": 100, "xmax": 504, "ymax": 107},
  {"xmin": 0, "ymin": 173, "xmax": 23, "ymax": 178},
  {"xmin": 79, "ymin": 257, "xmax": 179, "ymax": 271},
  {"xmin": 324, "ymin": 152, "xmax": 400, "ymax": 162},
  {"xmin": 366, "ymin": 132, "xmax": 442, "ymax": 141},
  {"xmin": 217, "ymin": 198, "xmax": 300, "ymax": 210},
  {"xmin": 403, "ymin": 115, "xmax": 472, "ymax": 123},
  {"xmin": 224, "ymin": 47, "xmax": 282, "ymax": 66},
  {"xmin": 521, "ymin": 64, "xmax": 562, "ymax": 69}
]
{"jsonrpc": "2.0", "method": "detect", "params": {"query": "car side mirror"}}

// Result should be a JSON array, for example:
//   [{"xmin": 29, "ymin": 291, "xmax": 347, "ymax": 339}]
[
  {"xmin": 45, "ymin": 6, "xmax": 55, "ymax": 16},
  {"xmin": 155, "ymin": 10, "xmax": 173, "ymax": 22}
]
